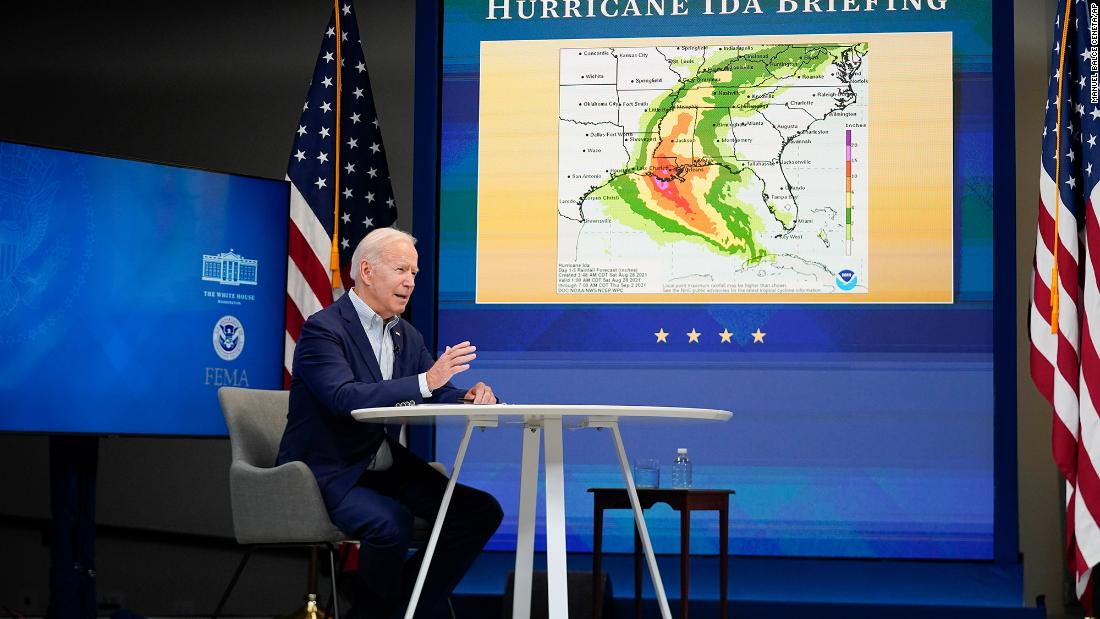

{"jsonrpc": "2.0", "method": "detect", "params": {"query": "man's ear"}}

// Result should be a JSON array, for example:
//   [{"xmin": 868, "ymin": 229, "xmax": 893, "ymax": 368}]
[{"xmin": 358, "ymin": 259, "xmax": 372, "ymax": 284}]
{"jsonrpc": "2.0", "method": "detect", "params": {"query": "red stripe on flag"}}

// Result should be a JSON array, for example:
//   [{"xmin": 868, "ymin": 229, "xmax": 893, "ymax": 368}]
[
  {"xmin": 1081, "ymin": 573, "xmax": 1095, "ymax": 616},
  {"xmin": 1033, "ymin": 266, "xmax": 1055, "ymax": 329},
  {"xmin": 1056, "ymin": 415, "xmax": 1080, "ymax": 485},
  {"xmin": 286, "ymin": 293, "xmax": 305, "ymax": 342},
  {"xmin": 1071, "ymin": 491, "xmax": 1084, "ymax": 571},
  {"xmin": 1081, "ymin": 315, "xmax": 1100, "ymax": 403},
  {"xmin": 1061, "ymin": 336, "xmax": 1084, "ymax": 398},
  {"xmin": 1033, "ymin": 288, "xmax": 1080, "ymax": 400},
  {"xmin": 1075, "ymin": 434, "xmax": 1100, "ymax": 544},
  {"xmin": 1036, "ymin": 204, "xmax": 1086, "ymax": 397},
  {"xmin": 1087, "ymin": 198, "xmax": 1100, "ymax": 277},
  {"xmin": 288, "ymin": 221, "xmax": 334, "ymax": 311},
  {"xmin": 1031, "ymin": 343, "xmax": 1055, "ymax": 405},
  {"xmin": 1038, "ymin": 198, "xmax": 1082, "ymax": 309}
]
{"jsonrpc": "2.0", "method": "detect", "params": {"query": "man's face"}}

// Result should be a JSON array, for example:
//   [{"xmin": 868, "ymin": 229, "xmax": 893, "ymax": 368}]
[{"xmin": 358, "ymin": 239, "xmax": 418, "ymax": 319}]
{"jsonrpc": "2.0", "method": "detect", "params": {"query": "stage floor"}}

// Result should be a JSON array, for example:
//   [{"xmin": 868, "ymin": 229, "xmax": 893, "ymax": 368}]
[{"xmin": 454, "ymin": 551, "xmax": 1042, "ymax": 619}]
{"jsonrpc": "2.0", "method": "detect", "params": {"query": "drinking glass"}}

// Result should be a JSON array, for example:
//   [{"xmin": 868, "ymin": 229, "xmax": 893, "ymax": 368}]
[{"xmin": 633, "ymin": 458, "xmax": 660, "ymax": 489}]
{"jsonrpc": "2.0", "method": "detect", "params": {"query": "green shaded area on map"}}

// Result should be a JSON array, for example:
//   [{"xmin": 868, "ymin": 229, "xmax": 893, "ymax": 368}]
[{"xmin": 579, "ymin": 42, "xmax": 867, "ymax": 259}]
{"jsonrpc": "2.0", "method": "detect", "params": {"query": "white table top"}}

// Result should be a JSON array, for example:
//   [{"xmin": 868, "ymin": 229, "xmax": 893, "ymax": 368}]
[{"xmin": 351, "ymin": 403, "xmax": 732, "ymax": 425}]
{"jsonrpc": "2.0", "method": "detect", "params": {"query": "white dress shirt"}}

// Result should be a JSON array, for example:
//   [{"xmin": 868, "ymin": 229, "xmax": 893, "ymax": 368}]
[{"xmin": 348, "ymin": 289, "xmax": 432, "ymax": 470}]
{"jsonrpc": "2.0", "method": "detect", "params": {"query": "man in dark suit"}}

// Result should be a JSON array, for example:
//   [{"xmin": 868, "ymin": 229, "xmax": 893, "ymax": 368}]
[{"xmin": 277, "ymin": 227, "xmax": 503, "ymax": 619}]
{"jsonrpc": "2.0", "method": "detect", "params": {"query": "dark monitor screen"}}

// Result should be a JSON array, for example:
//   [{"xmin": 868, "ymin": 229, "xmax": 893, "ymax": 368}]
[{"xmin": 0, "ymin": 141, "xmax": 289, "ymax": 436}]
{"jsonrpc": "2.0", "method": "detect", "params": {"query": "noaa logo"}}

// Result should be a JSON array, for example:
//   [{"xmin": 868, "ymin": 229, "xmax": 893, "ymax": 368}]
[
  {"xmin": 835, "ymin": 269, "xmax": 858, "ymax": 291},
  {"xmin": 213, "ymin": 315, "xmax": 245, "ymax": 361}
]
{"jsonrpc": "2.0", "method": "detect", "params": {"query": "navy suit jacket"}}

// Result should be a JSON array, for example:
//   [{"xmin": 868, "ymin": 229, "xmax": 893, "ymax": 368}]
[{"xmin": 276, "ymin": 293, "xmax": 466, "ymax": 509}]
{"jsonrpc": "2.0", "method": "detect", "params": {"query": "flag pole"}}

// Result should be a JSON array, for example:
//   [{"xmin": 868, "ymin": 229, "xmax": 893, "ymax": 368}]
[
  {"xmin": 1051, "ymin": 0, "xmax": 1073, "ymax": 333},
  {"xmin": 331, "ymin": 0, "xmax": 344, "ymax": 290}
]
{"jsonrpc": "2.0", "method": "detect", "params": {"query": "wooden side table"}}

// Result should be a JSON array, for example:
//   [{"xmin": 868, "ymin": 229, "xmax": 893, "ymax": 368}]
[{"xmin": 588, "ymin": 488, "xmax": 734, "ymax": 619}]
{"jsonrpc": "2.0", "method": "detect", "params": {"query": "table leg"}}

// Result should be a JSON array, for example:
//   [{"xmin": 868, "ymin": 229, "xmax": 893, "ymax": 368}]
[
  {"xmin": 593, "ymin": 500, "xmax": 603, "ymax": 619},
  {"xmin": 404, "ymin": 417, "xmax": 479, "ymax": 619},
  {"xmin": 513, "ymin": 424, "xmax": 542, "ymax": 619},
  {"xmin": 633, "ymin": 524, "xmax": 642, "ymax": 619},
  {"xmin": 680, "ymin": 510, "xmax": 690, "ymax": 619},
  {"xmin": 720, "ymin": 502, "xmax": 729, "ymax": 619},
  {"xmin": 543, "ymin": 416, "xmax": 569, "ymax": 619},
  {"xmin": 608, "ymin": 423, "xmax": 673, "ymax": 619}
]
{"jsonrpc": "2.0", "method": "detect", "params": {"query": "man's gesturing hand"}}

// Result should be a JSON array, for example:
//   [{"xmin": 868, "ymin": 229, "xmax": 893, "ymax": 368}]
[{"xmin": 426, "ymin": 341, "xmax": 476, "ymax": 391}]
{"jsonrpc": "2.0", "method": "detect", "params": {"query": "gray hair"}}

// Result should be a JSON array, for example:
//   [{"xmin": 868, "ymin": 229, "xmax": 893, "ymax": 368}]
[{"xmin": 350, "ymin": 227, "xmax": 417, "ymax": 281}]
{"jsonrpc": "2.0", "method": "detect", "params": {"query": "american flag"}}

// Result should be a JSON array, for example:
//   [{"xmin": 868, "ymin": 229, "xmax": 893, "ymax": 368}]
[
  {"xmin": 285, "ymin": 1, "xmax": 397, "ymax": 381},
  {"xmin": 1030, "ymin": 0, "xmax": 1100, "ymax": 609}
]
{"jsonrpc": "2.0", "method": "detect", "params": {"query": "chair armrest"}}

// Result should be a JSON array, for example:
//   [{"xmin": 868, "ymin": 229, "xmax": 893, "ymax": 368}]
[{"xmin": 229, "ymin": 460, "xmax": 346, "ymax": 545}]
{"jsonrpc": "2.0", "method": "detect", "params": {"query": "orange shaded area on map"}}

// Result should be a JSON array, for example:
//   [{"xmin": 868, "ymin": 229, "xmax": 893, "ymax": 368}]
[{"xmin": 627, "ymin": 110, "xmax": 743, "ymax": 251}]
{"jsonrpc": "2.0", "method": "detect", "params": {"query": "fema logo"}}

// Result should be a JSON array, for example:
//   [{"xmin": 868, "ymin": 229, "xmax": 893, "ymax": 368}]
[
  {"xmin": 835, "ymin": 269, "xmax": 858, "ymax": 291},
  {"xmin": 213, "ymin": 315, "xmax": 245, "ymax": 361}
]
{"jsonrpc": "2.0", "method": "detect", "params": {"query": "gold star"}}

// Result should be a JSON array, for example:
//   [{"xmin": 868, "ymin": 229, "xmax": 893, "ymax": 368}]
[
  {"xmin": 654, "ymin": 328, "xmax": 669, "ymax": 343},
  {"xmin": 687, "ymin": 328, "xmax": 701, "ymax": 343},
  {"xmin": 751, "ymin": 328, "xmax": 766, "ymax": 343},
  {"xmin": 719, "ymin": 328, "xmax": 733, "ymax": 343}
]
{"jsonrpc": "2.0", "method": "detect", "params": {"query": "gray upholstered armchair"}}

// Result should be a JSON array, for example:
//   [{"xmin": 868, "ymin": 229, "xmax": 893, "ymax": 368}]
[{"xmin": 213, "ymin": 386, "xmax": 348, "ymax": 618}]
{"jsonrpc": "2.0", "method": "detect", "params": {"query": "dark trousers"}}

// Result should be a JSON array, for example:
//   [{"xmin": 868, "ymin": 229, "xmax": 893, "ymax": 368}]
[{"xmin": 328, "ymin": 439, "xmax": 503, "ymax": 619}]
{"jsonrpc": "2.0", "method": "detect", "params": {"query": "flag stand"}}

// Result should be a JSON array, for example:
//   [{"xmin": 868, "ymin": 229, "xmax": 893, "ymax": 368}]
[{"xmin": 279, "ymin": 548, "xmax": 329, "ymax": 619}]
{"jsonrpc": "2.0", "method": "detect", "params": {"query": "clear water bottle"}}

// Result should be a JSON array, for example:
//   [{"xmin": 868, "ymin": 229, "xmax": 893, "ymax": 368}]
[{"xmin": 671, "ymin": 447, "xmax": 692, "ymax": 488}]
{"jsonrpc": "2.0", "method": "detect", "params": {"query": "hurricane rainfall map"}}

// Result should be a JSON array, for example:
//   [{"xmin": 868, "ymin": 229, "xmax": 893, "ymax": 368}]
[{"xmin": 556, "ymin": 41, "xmax": 869, "ymax": 295}]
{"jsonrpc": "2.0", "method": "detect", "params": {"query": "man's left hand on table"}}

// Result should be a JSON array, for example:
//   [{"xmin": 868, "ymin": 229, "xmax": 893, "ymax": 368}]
[{"xmin": 463, "ymin": 382, "xmax": 496, "ymax": 405}]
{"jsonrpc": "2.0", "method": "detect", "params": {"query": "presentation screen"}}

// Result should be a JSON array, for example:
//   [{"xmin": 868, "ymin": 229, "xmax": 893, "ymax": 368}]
[
  {"xmin": 434, "ymin": 0, "xmax": 1004, "ymax": 559},
  {"xmin": 0, "ymin": 141, "xmax": 289, "ymax": 436}
]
